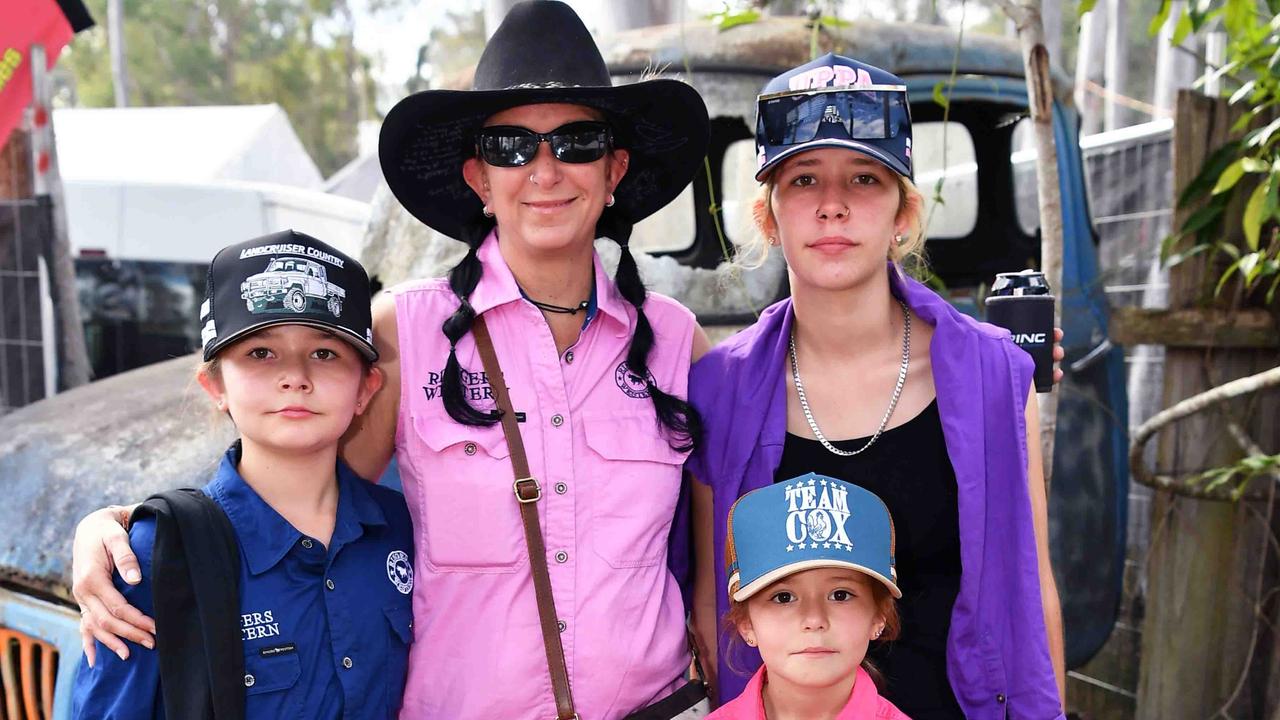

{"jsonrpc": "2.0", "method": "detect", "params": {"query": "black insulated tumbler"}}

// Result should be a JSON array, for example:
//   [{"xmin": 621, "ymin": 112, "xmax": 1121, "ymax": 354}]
[{"xmin": 985, "ymin": 269, "xmax": 1055, "ymax": 393}]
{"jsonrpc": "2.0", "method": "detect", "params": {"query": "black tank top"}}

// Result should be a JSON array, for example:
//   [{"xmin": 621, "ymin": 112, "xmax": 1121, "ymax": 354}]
[{"xmin": 774, "ymin": 399, "xmax": 965, "ymax": 720}]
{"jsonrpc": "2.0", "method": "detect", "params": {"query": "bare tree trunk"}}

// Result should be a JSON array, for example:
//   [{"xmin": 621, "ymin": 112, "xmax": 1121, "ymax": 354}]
[
  {"xmin": 1153, "ymin": 0, "xmax": 1197, "ymax": 119},
  {"xmin": 106, "ymin": 0, "xmax": 128, "ymax": 107},
  {"xmin": 1204, "ymin": 31, "xmax": 1227, "ymax": 96},
  {"xmin": 1075, "ymin": 6, "xmax": 1107, "ymax": 135},
  {"xmin": 335, "ymin": 0, "xmax": 361, "ymax": 165},
  {"xmin": 219, "ymin": 0, "xmax": 239, "ymax": 96},
  {"xmin": 1041, "ymin": 0, "xmax": 1062, "ymax": 71},
  {"xmin": 1104, "ymin": 0, "xmax": 1129, "ymax": 130},
  {"xmin": 993, "ymin": 0, "xmax": 1064, "ymax": 487}
]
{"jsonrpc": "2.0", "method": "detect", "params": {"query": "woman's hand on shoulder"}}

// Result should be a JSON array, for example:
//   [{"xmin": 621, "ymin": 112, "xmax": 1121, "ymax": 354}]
[
  {"xmin": 72, "ymin": 504, "xmax": 155, "ymax": 666},
  {"xmin": 341, "ymin": 290, "xmax": 401, "ymax": 481}
]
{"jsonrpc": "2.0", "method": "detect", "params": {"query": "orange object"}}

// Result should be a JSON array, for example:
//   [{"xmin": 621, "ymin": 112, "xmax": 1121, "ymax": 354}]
[{"xmin": 0, "ymin": 627, "xmax": 58, "ymax": 720}]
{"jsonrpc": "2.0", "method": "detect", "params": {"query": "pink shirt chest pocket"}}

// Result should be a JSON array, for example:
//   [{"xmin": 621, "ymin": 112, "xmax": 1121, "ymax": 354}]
[
  {"xmin": 407, "ymin": 412, "xmax": 527, "ymax": 573},
  {"xmin": 581, "ymin": 410, "xmax": 690, "ymax": 569}
]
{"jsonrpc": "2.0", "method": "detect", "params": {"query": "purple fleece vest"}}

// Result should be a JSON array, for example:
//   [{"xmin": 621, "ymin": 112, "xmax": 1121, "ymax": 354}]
[{"xmin": 682, "ymin": 266, "xmax": 1064, "ymax": 719}]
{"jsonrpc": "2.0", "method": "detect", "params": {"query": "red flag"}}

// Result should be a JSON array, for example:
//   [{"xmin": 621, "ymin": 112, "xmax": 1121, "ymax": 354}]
[{"xmin": 0, "ymin": 0, "xmax": 93, "ymax": 148}]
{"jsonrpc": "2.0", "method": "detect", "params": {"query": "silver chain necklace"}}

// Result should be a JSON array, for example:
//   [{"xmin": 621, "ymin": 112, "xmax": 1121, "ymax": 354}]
[{"xmin": 789, "ymin": 298, "xmax": 911, "ymax": 457}]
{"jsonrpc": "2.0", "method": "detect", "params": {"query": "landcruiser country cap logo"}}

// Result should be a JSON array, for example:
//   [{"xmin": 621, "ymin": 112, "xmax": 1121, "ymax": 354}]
[{"xmin": 240, "ymin": 256, "xmax": 347, "ymax": 318}]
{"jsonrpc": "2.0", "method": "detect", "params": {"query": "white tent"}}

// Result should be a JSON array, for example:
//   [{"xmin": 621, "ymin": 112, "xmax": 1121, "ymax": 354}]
[
  {"xmin": 53, "ymin": 104, "xmax": 323, "ymax": 188},
  {"xmin": 51, "ymin": 105, "xmax": 367, "ymax": 263}
]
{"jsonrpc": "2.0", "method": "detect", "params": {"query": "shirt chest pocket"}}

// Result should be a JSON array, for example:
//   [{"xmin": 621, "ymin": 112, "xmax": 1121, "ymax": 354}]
[
  {"xmin": 243, "ymin": 650, "xmax": 301, "ymax": 714},
  {"xmin": 408, "ymin": 413, "xmax": 525, "ymax": 572},
  {"xmin": 583, "ymin": 411, "xmax": 690, "ymax": 568}
]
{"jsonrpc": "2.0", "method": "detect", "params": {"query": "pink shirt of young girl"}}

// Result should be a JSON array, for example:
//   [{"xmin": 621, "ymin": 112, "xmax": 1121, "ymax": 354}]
[
  {"xmin": 708, "ymin": 666, "xmax": 911, "ymax": 720},
  {"xmin": 391, "ymin": 230, "xmax": 696, "ymax": 719}
]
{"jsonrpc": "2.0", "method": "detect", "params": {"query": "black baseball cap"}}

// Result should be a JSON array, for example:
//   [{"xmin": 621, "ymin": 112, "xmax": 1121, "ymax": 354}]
[{"xmin": 200, "ymin": 230, "xmax": 378, "ymax": 362}]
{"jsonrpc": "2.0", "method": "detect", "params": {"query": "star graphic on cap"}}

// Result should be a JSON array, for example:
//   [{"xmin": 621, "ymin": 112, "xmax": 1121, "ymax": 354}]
[
  {"xmin": 819, "ymin": 478, "xmax": 827, "ymax": 487},
  {"xmin": 808, "ymin": 478, "xmax": 816, "ymax": 486},
  {"xmin": 823, "ymin": 542, "xmax": 831, "ymax": 549},
  {"xmin": 786, "ymin": 545, "xmax": 794, "ymax": 552}
]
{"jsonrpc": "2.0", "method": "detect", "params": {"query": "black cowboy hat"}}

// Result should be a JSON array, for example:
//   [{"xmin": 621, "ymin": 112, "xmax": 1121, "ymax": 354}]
[{"xmin": 378, "ymin": 0, "xmax": 710, "ymax": 241}]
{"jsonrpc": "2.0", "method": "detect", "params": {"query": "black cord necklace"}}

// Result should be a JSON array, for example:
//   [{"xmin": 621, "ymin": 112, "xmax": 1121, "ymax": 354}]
[{"xmin": 526, "ymin": 297, "xmax": 590, "ymax": 315}]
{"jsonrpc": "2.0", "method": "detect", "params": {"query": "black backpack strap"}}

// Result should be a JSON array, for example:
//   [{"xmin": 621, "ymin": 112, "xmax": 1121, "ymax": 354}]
[{"xmin": 133, "ymin": 489, "xmax": 244, "ymax": 720}]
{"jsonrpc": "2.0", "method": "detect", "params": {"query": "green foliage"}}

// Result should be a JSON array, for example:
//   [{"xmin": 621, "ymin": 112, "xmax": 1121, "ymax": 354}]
[
  {"xmin": 63, "ymin": 0, "xmax": 396, "ymax": 176},
  {"xmin": 706, "ymin": 4, "xmax": 762, "ymax": 31},
  {"xmin": 1193, "ymin": 453, "xmax": 1280, "ymax": 499},
  {"xmin": 1157, "ymin": 1, "xmax": 1280, "ymax": 304}
]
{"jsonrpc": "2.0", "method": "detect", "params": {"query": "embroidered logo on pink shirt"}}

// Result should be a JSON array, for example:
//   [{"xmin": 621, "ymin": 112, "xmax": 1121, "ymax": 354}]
[{"xmin": 615, "ymin": 362, "xmax": 655, "ymax": 399}]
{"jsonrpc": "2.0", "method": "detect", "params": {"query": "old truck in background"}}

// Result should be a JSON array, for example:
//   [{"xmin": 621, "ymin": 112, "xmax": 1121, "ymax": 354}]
[{"xmin": 0, "ymin": 16, "xmax": 1128, "ymax": 717}]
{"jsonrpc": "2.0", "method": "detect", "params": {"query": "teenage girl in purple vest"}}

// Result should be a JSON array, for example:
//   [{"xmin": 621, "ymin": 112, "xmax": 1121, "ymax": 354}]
[{"xmin": 686, "ymin": 54, "xmax": 1067, "ymax": 720}]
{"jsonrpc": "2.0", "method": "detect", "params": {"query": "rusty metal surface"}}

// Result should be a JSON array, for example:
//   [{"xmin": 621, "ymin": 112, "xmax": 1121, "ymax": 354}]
[
  {"xmin": 601, "ymin": 17, "xmax": 1073, "ymax": 102},
  {"xmin": 0, "ymin": 355, "xmax": 235, "ymax": 601}
]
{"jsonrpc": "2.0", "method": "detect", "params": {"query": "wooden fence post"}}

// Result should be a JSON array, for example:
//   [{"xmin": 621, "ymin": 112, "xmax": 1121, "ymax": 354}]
[{"xmin": 1135, "ymin": 90, "xmax": 1280, "ymax": 720}]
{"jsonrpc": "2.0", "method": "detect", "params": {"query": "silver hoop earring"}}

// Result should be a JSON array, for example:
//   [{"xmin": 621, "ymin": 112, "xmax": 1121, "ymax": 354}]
[
  {"xmin": 482, "ymin": 205, "xmax": 494, "ymax": 218},
  {"xmin": 605, "ymin": 193, "xmax": 615, "ymax": 207}
]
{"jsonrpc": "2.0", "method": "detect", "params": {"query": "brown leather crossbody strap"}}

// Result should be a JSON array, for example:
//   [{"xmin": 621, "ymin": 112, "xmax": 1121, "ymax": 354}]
[{"xmin": 472, "ymin": 317, "xmax": 577, "ymax": 720}]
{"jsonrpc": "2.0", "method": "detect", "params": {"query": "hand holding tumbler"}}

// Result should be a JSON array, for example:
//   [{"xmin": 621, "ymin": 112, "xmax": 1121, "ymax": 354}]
[{"xmin": 985, "ymin": 269, "xmax": 1055, "ymax": 393}]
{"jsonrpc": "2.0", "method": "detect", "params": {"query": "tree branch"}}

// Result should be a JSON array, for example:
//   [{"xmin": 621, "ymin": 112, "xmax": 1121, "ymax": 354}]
[{"xmin": 1131, "ymin": 366, "xmax": 1280, "ymax": 499}]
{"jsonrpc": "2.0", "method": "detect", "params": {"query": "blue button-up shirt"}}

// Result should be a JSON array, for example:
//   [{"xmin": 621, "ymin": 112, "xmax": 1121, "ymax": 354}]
[{"xmin": 72, "ymin": 445, "xmax": 415, "ymax": 720}]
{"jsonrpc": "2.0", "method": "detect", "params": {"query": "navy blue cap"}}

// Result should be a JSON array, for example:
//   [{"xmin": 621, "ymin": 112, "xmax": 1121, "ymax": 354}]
[
  {"xmin": 726, "ymin": 473, "xmax": 900, "ymax": 602},
  {"xmin": 755, "ymin": 53, "xmax": 913, "ymax": 181}
]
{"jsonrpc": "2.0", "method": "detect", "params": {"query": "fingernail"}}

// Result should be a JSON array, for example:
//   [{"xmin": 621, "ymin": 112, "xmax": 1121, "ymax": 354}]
[
  {"xmin": 125, "ymin": 569, "xmax": 141, "ymax": 583},
  {"xmin": 143, "ymin": 639, "xmax": 154, "ymax": 650},
  {"xmin": 117, "ymin": 648, "xmax": 128, "ymax": 661}
]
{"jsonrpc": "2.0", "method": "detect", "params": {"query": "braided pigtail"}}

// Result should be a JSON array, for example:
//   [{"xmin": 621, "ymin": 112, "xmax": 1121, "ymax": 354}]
[
  {"xmin": 441, "ymin": 221, "xmax": 500, "ymax": 426},
  {"xmin": 608, "ymin": 215, "xmax": 703, "ymax": 452}
]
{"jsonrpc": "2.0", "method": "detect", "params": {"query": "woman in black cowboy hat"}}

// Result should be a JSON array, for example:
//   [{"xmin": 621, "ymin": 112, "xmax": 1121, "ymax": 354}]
[{"xmin": 70, "ymin": 2, "xmax": 713, "ymax": 719}]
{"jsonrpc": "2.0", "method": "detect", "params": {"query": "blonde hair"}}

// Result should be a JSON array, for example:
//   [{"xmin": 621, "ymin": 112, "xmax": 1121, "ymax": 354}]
[{"xmin": 736, "ymin": 170, "xmax": 928, "ymax": 274}]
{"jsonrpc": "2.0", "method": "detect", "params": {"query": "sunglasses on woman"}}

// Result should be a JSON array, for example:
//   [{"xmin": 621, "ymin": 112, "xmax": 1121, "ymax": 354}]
[{"xmin": 476, "ymin": 121, "xmax": 614, "ymax": 167}]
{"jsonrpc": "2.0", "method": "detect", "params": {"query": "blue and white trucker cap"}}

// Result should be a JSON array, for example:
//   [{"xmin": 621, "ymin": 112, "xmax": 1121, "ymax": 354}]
[
  {"xmin": 755, "ymin": 52, "xmax": 913, "ymax": 181},
  {"xmin": 726, "ymin": 473, "xmax": 900, "ymax": 601}
]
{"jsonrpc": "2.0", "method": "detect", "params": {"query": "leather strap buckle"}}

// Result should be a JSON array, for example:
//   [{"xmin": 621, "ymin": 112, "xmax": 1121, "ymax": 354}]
[{"xmin": 514, "ymin": 477, "xmax": 542, "ymax": 504}]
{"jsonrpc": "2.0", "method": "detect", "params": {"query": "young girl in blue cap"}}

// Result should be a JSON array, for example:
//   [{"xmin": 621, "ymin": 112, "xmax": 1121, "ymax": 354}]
[
  {"xmin": 71, "ymin": 230, "xmax": 414, "ymax": 720},
  {"xmin": 709, "ymin": 474, "xmax": 908, "ymax": 719}
]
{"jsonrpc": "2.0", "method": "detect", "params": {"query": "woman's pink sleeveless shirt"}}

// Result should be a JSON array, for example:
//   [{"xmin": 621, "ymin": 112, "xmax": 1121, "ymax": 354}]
[{"xmin": 391, "ymin": 231, "xmax": 695, "ymax": 719}]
